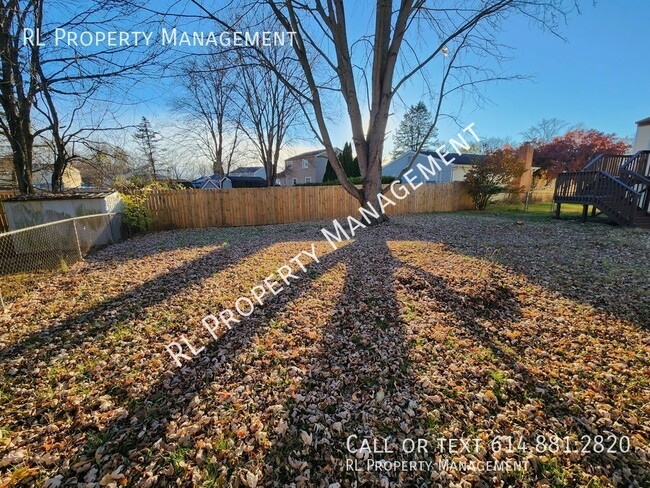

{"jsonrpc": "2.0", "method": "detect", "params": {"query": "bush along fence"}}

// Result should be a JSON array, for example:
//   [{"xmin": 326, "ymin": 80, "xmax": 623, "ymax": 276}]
[
  {"xmin": 0, "ymin": 213, "xmax": 122, "ymax": 307},
  {"xmin": 143, "ymin": 182, "xmax": 474, "ymax": 230}
]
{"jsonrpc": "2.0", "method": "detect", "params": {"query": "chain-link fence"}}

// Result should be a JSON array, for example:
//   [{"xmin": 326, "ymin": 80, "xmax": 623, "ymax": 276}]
[{"xmin": 0, "ymin": 213, "xmax": 122, "ymax": 308}]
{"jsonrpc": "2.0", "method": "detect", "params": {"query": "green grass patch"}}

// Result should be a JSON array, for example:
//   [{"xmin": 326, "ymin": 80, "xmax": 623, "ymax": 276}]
[
  {"xmin": 488, "ymin": 202, "xmax": 583, "ymax": 219},
  {"xmin": 538, "ymin": 458, "xmax": 570, "ymax": 487},
  {"xmin": 85, "ymin": 430, "xmax": 114, "ymax": 454},
  {"xmin": 168, "ymin": 446, "xmax": 191, "ymax": 475},
  {"xmin": 483, "ymin": 202, "xmax": 615, "ymax": 224},
  {"xmin": 489, "ymin": 370, "xmax": 507, "ymax": 400}
]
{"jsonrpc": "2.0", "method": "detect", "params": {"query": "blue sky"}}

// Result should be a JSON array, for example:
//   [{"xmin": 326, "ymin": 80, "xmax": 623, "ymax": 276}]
[
  {"xmin": 48, "ymin": 1, "xmax": 649, "ymax": 161},
  {"xmin": 417, "ymin": 0, "xmax": 650, "ymax": 144}
]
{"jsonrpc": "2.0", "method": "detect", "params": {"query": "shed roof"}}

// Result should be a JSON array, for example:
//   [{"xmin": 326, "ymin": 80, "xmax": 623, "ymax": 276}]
[{"xmin": 4, "ymin": 190, "xmax": 117, "ymax": 202}]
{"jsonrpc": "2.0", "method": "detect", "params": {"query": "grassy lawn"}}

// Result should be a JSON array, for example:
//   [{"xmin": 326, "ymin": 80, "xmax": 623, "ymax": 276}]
[
  {"xmin": 0, "ymin": 213, "xmax": 648, "ymax": 487},
  {"xmin": 482, "ymin": 202, "xmax": 606, "ymax": 222},
  {"xmin": 490, "ymin": 202, "xmax": 579, "ymax": 217}
]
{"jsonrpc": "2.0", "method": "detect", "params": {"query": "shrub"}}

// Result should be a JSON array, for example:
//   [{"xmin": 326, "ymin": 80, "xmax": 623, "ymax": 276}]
[
  {"xmin": 120, "ymin": 192, "xmax": 152, "ymax": 234},
  {"xmin": 465, "ymin": 147, "xmax": 525, "ymax": 210},
  {"xmin": 323, "ymin": 142, "xmax": 360, "ymax": 182}
]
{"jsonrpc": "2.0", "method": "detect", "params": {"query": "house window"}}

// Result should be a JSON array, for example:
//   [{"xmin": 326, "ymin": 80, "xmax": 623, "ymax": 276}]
[
  {"xmin": 292, "ymin": 178, "xmax": 297, "ymax": 186},
  {"xmin": 305, "ymin": 177, "xmax": 311, "ymax": 183},
  {"xmin": 302, "ymin": 159, "xmax": 309, "ymax": 169},
  {"xmin": 287, "ymin": 161, "xmax": 293, "ymax": 169}
]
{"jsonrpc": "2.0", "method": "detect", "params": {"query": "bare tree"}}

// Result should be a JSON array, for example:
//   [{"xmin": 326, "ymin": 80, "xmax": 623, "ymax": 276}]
[
  {"xmin": 188, "ymin": 0, "xmax": 573, "ymax": 220},
  {"xmin": 1, "ymin": 0, "xmax": 161, "ymax": 193},
  {"xmin": 466, "ymin": 136, "xmax": 517, "ymax": 154},
  {"xmin": 521, "ymin": 118, "xmax": 568, "ymax": 144},
  {"xmin": 234, "ymin": 49, "xmax": 301, "ymax": 186},
  {"xmin": 175, "ymin": 55, "xmax": 241, "ymax": 176},
  {"xmin": 0, "ymin": 0, "xmax": 43, "ymax": 193},
  {"xmin": 42, "ymin": 5, "xmax": 160, "ymax": 192},
  {"xmin": 76, "ymin": 142, "xmax": 131, "ymax": 188}
]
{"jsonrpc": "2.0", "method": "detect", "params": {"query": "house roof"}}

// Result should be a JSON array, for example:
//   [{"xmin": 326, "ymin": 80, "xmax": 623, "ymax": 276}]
[
  {"xmin": 636, "ymin": 117, "xmax": 650, "ymax": 126},
  {"xmin": 200, "ymin": 180, "xmax": 220, "ymax": 189},
  {"xmin": 191, "ymin": 174, "xmax": 223, "ymax": 188},
  {"xmin": 418, "ymin": 151, "xmax": 487, "ymax": 165},
  {"xmin": 229, "ymin": 166, "xmax": 264, "ymax": 175},
  {"xmin": 32, "ymin": 164, "xmax": 81, "ymax": 174},
  {"xmin": 285, "ymin": 147, "xmax": 341, "ymax": 161}
]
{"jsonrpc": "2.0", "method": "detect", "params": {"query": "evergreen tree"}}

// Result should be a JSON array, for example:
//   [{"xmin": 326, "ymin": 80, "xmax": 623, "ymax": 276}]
[
  {"xmin": 133, "ymin": 117, "xmax": 161, "ymax": 180},
  {"xmin": 392, "ymin": 101, "xmax": 438, "ymax": 158},
  {"xmin": 324, "ymin": 142, "xmax": 360, "ymax": 182}
]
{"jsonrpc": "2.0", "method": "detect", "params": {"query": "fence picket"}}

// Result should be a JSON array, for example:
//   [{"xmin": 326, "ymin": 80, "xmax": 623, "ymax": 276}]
[{"xmin": 139, "ymin": 182, "xmax": 473, "ymax": 230}]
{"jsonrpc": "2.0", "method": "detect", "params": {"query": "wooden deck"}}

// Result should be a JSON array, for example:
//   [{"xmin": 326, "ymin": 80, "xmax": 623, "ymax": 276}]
[{"xmin": 554, "ymin": 151, "xmax": 650, "ymax": 228}]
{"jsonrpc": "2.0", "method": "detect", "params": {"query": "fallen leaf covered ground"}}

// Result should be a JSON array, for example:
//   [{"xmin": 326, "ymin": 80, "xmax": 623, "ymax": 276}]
[{"xmin": 0, "ymin": 213, "xmax": 648, "ymax": 487}]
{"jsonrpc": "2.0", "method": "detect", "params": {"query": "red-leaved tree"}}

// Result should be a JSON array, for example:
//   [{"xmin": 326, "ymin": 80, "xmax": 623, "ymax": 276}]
[{"xmin": 534, "ymin": 128, "xmax": 631, "ymax": 178}]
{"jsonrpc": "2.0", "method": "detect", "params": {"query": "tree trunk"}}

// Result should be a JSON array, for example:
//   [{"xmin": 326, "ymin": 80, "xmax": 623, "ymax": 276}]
[
  {"xmin": 213, "ymin": 131, "xmax": 224, "ymax": 175},
  {"xmin": 13, "ymin": 148, "xmax": 33, "ymax": 194},
  {"xmin": 51, "ymin": 152, "xmax": 67, "ymax": 192},
  {"xmin": 213, "ymin": 150, "xmax": 224, "ymax": 176},
  {"xmin": 149, "ymin": 153, "xmax": 157, "ymax": 180},
  {"xmin": 360, "ymin": 154, "xmax": 388, "ymax": 225}
]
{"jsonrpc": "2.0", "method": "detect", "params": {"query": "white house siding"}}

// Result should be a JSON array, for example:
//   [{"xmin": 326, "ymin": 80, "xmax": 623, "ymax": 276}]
[
  {"xmin": 451, "ymin": 165, "xmax": 473, "ymax": 183},
  {"xmin": 633, "ymin": 124, "xmax": 650, "ymax": 152}
]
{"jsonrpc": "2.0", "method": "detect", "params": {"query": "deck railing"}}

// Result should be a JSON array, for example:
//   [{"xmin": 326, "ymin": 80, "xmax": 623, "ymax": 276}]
[
  {"xmin": 620, "ymin": 150, "xmax": 650, "ymax": 212},
  {"xmin": 554, "ymin": 171, "xmax": 600, "ymax": 202},
  {"xmin": 554, "ymin": 169, "xmax": 641, "ymax": 226},
  {"xmin": 621, "ymin": 150, "xmax": 650, "ymax": 176},
  {"xmin": 583, "ymin": 154, "xmax": 632, "ymax": 176}
]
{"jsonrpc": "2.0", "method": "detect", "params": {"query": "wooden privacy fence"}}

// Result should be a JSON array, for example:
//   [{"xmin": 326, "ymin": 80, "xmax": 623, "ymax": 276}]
[
  {"xmin": 144, "ymin": 182, "xmax": 473, "ymax": 230},
  {"xmin": 0, "ymin": 191, "xmax": 18, "ymax": 233}
]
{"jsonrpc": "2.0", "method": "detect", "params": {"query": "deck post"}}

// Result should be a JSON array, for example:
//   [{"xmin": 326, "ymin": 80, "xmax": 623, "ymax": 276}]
[
  {"xmin": 591, "ymin": 205, "xmax": 597, "ymax": 217},
  {"xmin": 555, "ymin": 202, "xmax": 561, "ymax": 219},
  {"xmin": 582, "ymin": 204, "xmax": 588, "ymax": 222}
]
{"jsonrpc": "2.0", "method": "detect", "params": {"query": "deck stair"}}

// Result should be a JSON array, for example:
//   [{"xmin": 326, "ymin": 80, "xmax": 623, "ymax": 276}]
[{"xmin": 553, "ymin": 151, "xmax": 650, "ymax": 228}]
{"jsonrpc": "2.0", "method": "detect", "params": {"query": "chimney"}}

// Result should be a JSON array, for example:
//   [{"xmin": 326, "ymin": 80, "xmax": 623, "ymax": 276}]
[{"xmin": 516, "ymin": 142, "xmax": 534, "ymax": 199}]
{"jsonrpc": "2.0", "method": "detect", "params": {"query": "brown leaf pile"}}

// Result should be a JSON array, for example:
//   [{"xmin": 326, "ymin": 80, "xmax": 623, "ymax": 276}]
[{"xmin": 0, "ymin": 214, "xmax": 648, "ymax": 487}]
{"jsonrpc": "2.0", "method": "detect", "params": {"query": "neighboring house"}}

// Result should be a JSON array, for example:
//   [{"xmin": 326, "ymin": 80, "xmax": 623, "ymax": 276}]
[
  {"xmin": 275, "ymin": 168, "xmax": 288, "ymax": 186},
  {"xmin": 383, "ymin": 151, "xmax": 487, "ymax": 184},
  {"xmin": 632, "ymin": 117, "xmax": 650, "ymax": 152},
  {"xmin": 383, "ymin": 144, "xmax": 536, "ymax": 189},
  {"xmin": 277, "ymin": 148, "xmax": 340, "ymax": 186},
  {"xmin": 32, "ymin": 165, "xmax": 82, "ymax": 191},
  {"xmin": 229, "ymin": 166, "xmax": 267, "ymax": 180}
]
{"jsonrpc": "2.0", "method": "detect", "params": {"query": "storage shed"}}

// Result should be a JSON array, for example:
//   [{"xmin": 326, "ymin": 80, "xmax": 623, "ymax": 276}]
[{"xmin": 1, "ymin": 191, "xmax": 123, "ymax": 231}]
